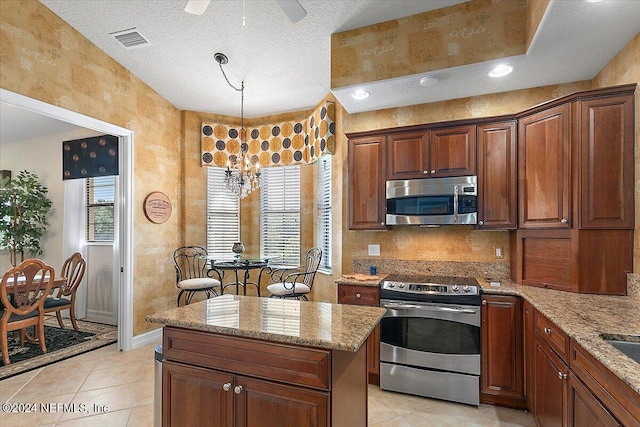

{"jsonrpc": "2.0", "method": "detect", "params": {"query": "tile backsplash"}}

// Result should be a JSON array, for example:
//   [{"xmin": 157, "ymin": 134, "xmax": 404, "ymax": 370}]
[{"xmin": 353, "ymin": 258, "xmax": 509, "ymax": 280}]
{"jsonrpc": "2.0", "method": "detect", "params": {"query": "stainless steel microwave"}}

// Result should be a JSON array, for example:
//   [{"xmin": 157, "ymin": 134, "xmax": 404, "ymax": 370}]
[{"xmin": 386, "ymin": 176, "xmax": 477, "ymax": 226}]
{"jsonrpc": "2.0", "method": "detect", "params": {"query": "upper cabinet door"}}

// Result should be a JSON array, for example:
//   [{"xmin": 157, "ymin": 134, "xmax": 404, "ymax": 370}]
[
  {"xmin": 429, "ymin": 124, "xmax": 477, "ymax": 177},
  {"xmin": 477, "ymin": 121, "xmax": 517, "ymax": 229},
  {"xmin": 386, "ymin": 131, "xmax": 429, "ymax": 180},
  {"xmin": 348, "ymin": 136, "xmax": 387, "ymax": 230},
  {"xmin": 578, "ymin": 94, "xmax": 634, "ymax": 229},
  {"xmin": 518, "ymin": 104, "xmax": 571, "ymax": 229}
]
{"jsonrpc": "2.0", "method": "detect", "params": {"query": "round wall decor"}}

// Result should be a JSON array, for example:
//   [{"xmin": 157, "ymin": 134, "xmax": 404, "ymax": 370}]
[{"xmin": 143, "ymin": 191, "xmax": 172, "ymax": 224}]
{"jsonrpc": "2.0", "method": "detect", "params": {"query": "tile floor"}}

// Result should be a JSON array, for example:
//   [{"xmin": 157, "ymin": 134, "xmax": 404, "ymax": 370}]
[{"xmin": 0, "ymin": 342, "xmax": 535, "ymax": 427}]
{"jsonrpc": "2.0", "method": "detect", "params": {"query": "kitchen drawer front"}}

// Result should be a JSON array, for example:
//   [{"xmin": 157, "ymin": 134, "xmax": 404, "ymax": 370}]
[
  {"xmin": 163, "ymin": 327, "xmax": 331, "ymax": 390},
  {"xmin": 570, "ymin": 340, "xmax": 640, "ymax": 427},
  {"xmin": 337, "ymin": 285, "xmax": 380, "ymax": 306},
  {"xmin": 534, "ymin": 311, "xmax": 569, "ymax": 362}
]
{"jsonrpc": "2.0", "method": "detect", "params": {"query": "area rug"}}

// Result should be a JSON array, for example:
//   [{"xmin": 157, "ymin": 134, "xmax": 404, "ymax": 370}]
[{"xmin": 0, "ymin": 316, "xmax": 117, "ymax": 380}]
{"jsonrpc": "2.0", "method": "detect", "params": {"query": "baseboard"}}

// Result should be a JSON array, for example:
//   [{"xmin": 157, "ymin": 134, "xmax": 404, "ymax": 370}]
[
  {"xmin": 85, "ymin": 309, "xmax": 116, "ymax": 326},
  {"xmin": 132, "ymin": 327, "xmax": 162, "ymax": 349}
]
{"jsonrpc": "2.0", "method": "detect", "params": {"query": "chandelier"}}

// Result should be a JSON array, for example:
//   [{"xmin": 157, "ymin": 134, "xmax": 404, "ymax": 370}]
[{"xmin": 215, "ymin": 52, "xmax": 261, "ymax": 199}]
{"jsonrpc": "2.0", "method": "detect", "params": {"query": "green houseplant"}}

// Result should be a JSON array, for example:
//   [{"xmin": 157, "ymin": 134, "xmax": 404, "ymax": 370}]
[{"xmin": 0, "ymin": 170, "xmax": 53, "ymax": 266}]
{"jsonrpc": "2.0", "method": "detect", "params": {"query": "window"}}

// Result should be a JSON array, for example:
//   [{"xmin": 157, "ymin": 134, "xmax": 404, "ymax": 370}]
[
  {"xmin": 317, "ymin": 156, "xmax": 332, "ymax": 272},
  {"xmin": 260, "ymin": 166, "xmax": 300, "ymax": 265},
  {"xmin": 86, "ymin": 176, "xmax": 115, "ymax": 242},
  {"xmin": 207, "ymin": 167, "xmax": 240, "ymax": 257}
]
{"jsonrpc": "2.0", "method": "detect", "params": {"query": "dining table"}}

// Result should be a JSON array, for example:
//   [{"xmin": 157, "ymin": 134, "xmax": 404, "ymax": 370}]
[{"xmin": 201, "ymin": 256, "xmax": 299, "ymax": 297}]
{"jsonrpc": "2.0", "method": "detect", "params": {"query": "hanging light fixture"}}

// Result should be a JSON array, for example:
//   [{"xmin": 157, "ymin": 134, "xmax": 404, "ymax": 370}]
[{"xmin": 214, "ymin": 52, "xmax": 261, "ymax": 199}]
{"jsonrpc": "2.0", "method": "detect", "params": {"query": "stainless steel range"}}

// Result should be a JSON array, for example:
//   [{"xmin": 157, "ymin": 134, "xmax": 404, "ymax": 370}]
[{"xmin": 379, "ymin": 275, "xmax": 481, "ymax": 406}]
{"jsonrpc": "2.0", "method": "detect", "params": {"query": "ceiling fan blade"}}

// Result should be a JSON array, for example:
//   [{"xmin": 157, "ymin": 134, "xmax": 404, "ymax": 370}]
[
  {"xmin": 184, "ymin": 0, "xmax": 211, "ymax": 15},
  {"xmin": 274, "ymin": 0, "xmax": 307, "ymax": 23}
]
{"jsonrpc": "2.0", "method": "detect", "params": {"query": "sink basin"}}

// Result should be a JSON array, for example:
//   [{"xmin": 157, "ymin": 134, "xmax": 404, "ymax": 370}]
[{"xmin": 602, "ymin": 336, "xmax": 640, "ymax": 364}]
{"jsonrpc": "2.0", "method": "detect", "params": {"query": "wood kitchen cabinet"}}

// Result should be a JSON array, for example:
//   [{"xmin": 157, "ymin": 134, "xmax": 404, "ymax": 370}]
[
  {"xmin": 162, "ymin": 326, "xmax": 367, "ymax": 427},
  {"xmin": 533, "ymin": 334, "xmax": 569, "ymax": 427},
  {"xmin": 518, "ymin": 103, "xmax": 571, "ymax": 229},
  {"xmin": 337, "ymin": 284, "xmax": 380, "ymax": 385},
  {"xmin": 523, "ymin": 300, "xmax": 534, "ymax": 409},
  {"xmin": 568, "ymin": 374, "xmax": 620, "ymax": 427},
  {"xmin": 386, "ymin": 125, "xmax": 476, "ymax": 180},
  {"xmin": 480, "ymin": 295, "xmax": 526, "ymax": 409},
  {"xmin": 477, "ymin": 120, "xmax": 517, "ymax": 229},
  {"xmin": 347, "ymin": 135, "xmax": 386, "ymax": 230}
]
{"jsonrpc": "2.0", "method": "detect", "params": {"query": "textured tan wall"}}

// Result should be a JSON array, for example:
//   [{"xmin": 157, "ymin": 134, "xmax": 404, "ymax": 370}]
[
  {"xmin": 592, "ymin": 33, "xmax": 640, "ymax": 273},
  {"xmin": 0, "ymin": 0, "xmax": 182, "ymax": 335},
  {"xmin": 331, "ymin": 0, "xmax": 525, "ymax": 88}
]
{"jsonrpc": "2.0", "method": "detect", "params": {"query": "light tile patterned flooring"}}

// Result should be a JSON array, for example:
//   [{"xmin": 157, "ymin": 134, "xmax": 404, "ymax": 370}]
[{"xmin": 0, "ymin": 342, "xmax": 535, "ymax": 426}]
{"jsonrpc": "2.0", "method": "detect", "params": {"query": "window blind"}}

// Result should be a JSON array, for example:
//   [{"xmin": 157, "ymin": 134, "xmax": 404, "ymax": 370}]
[
  {"xmin": 260, "ymin": 166, "xmax": 301, "ymax": 265},
  {"xmin": 317, "ymin": 156, "xmax": 332, "ymax": 271},
  {"xmin": 207, "ymin": 167, "xmax": 240, "ymax": 257},
  {"xmin": 86, "ymin": 176, "xmax": 115, "ymax": 242}
]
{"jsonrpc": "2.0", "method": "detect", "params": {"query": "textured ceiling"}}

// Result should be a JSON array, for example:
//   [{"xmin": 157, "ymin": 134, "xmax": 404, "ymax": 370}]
[{"xmin": 13, "ymin": 0, "xmax": 640, "ymax": 122}]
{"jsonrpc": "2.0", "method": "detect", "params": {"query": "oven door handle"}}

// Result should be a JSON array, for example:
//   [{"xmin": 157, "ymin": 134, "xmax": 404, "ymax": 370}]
[{"xmin": 382, "ymin": 303, "xmax": 477, "ymax": 314}]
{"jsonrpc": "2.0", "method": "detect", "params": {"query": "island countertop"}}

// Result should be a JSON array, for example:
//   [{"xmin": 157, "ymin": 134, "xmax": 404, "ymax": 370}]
[{"xmin": 146, "ymin": 294, "xmax": 386, "ymax": 352}]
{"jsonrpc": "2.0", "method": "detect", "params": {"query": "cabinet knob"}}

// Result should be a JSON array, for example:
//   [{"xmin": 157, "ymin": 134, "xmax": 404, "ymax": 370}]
[
  {"xmin": 557, "ymin": 371, "xmax": 567, "ymax": 380},
  {"xmin": 560, "ymin": 218, "xmax": 568, "ymax": 224},
  {"xmin": 423, "ymin": 170, "xmax": 429, "ymax": 174},
  {"xmin": 544, "ymin": 327, "xmax": 552, "ymax": 335},
  {"xmin": 223, "ymin": 383, "xmax": 232, "ymax": 391},
  {"xmin": 478, "ymin": 220, "xmax": 484, "ymax": 226},
  {"xmin": 356, "ymin": 293, "xmax": 361, "ymax": 299},
  {"xmin": 234, "ymin": 385, "xmax": 243, "ymax": 394},
  {"xmin": 431, "ymin": 170, "xmax": 436, "ymax": 174},
  {"xmin": 381, "ymin": 222, "xmax": 385, "ymax": 226},
  {"xmin": 481, "ymin": 300, "xmax": 487, "ymax": 305}
]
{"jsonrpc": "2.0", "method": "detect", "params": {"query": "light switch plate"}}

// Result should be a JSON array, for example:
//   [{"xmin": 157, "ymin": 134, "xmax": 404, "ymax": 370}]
[{"xmin": 368, "ymin": 244, "xmax": 380, "ymax": 256}]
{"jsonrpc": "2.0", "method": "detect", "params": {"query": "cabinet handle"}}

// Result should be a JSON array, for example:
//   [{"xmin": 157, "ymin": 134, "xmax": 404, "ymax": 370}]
[
  {"xmin": 481, "ymin": 300, "xmax": 487, "ymax": 305},
  {"xmin": 356, "ymin": 293, "xmax": 361, "ymax": 299},
  {"xmin": 560, "ymin": 218, "xmax": 568, "ymax": 224},
  {"xmin": 234, "ymin": 385, "xmax": 243, "ymax": 394},
  {"xmin": 223, "ymin": 383, "xmax": 232, "ymax": 391},
  {"xmin": 544, "ymin": 327, "xmax": 552, "ymax": 335},
  {"xmin": 557, "ymin": 371, "xmax": 567, "ymax": 380},
  {"xmin": 478, "ymin": 220, "xmax": 484, "ymax": 226}
]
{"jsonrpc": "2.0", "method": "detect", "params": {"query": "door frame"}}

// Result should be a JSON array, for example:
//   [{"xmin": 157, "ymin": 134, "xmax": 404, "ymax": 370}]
[{"xmin": 1, "ymin": 88, "xmax": 135, "ymax": 351}]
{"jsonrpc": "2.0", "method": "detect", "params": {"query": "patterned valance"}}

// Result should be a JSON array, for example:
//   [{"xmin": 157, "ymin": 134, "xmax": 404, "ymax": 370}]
[{"xmin": 201, "ymin": 102, "xmax": 335, "ymax": 168}]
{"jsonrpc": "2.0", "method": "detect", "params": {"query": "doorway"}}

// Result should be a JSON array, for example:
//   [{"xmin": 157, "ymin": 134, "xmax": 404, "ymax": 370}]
[{"xmin": 0, "ymin": 88, "xmax": 134, "ymax": 350}]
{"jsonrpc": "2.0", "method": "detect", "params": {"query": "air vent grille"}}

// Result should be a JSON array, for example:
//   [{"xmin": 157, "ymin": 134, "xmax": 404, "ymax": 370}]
[{"xmin": 110, "ymin": 28, "xmax": 150, "ymax": 49}]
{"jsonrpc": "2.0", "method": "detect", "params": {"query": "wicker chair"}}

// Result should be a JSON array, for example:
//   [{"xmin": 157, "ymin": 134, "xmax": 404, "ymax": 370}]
[
  {"xmin": 174, "ymin": 246, "xmax": 222, "ymax": 306},
  {"xmin": 0, "ymin": 259, "xmax": 55, "ymax": 365},
  {"xmin": 266, "ymin": 248, "xmax": 322, "ymax": 300},
  {"xmin": 43, "ymin": 252, "xmax": 86, "ymax": 331}
]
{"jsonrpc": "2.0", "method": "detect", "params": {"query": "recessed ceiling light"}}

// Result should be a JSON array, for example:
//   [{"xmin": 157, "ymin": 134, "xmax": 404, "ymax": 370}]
[
  {"xmin": 488, "ymin": 64, "xmax": 513, "ymax": 78},
  {"xmin": 350, "ymin": 89, "xmax": 370, "ymax": 100},
  {"xmin": 585, "ymin": 0, "xmax": 602, "ymax": 3},
  {"xmin": 419, "ymin": 76, "xmax": 439, "ymax": 87}
]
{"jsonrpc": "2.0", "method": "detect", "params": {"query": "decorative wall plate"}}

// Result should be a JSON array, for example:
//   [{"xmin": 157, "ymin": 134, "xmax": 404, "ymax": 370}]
[{"xmin": 143, "ymin": 191, "xmax": 172, "ymax": 224}]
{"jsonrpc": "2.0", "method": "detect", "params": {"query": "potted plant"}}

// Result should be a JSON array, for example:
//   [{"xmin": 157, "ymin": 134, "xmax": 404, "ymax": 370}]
[{"xmin": 0, "ymin": 170, "xmax": 53, "ymax": 266}]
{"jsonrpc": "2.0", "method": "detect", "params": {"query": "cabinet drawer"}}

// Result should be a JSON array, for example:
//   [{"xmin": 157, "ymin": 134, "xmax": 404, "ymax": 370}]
[
  {"xmin": 163, "ymin": 327, "xmax": 331, "ymax": 390},
  {"xmin": 534, "ymin": 312, "xmax": 569, "ymax": 362},
  {"xmin": 337, "ymin": 285, "xmax": 379, "ymax": 306}
]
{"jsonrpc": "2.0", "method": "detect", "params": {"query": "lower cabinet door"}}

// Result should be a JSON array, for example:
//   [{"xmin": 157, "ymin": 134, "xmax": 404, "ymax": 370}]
[
  {"xmin": 568, "ymin": 375, "xmax": 621, "ymax": 427},
  {"xmin": 533, "ymin": 337, "xmax": 568, "ymax": 427},
  {"xmin": 163, "ymin": 361, "xmax": 234, "ymax": 427},
  {"xmin": 235, "ymin": 375, "xmax": 329, "ymax": 427}
]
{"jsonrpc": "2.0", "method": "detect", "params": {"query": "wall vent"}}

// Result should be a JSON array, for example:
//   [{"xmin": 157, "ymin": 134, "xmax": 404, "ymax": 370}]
[{"xmin": 110, "ymin": 28, "xmax": 150, "ymax": 49}]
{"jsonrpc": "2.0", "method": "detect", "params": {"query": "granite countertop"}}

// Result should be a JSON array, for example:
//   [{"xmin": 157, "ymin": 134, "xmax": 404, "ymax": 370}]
[
  {"xmin": 146, "ymin": 295, "xmax": 386, "ymax": 352},
  {"xmin": 479, "ymin": 279, "xmax": 640, "ymax": 395},
  {"xmin": 335, "ymin": 273, "xmax": 388, "ymax": 287}
]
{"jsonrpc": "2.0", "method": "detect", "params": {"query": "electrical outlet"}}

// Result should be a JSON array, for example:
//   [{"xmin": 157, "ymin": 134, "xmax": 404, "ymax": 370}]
[
  {"xmin": 494, "ymin": 246, "xmax": 504, "ymax": 259},
  {"xmin": 368, "ymin": 244, "xmax": 380, "ymax": 256}
]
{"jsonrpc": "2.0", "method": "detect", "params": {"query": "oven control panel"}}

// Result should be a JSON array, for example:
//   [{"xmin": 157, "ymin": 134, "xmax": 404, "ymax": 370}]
[{"xmin": 381, "ymin": 279, "xmax": 479, "ymax": 296}]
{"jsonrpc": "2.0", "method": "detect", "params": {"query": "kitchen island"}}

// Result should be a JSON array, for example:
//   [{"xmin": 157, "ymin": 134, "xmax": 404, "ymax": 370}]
[{"xmin": 146, "ymin": 295, "xmax": 386, "ymax": 427}]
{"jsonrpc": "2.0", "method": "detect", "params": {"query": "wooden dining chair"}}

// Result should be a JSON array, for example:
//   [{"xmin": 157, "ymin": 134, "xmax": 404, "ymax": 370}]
[
  {"xmin": 43, "ymin": 252, "xmax": 86, "ymax": 331},
  {"xmin": 174, "ymin": 246, "xmax": 223, "ymax": 306},
  {"xmin": 0, "ymin": 258, "xmax": 55, "ymax": 366},
  {"xmin": 266, "ymin": 247, "xmax": 322, "ymax": 300}
]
